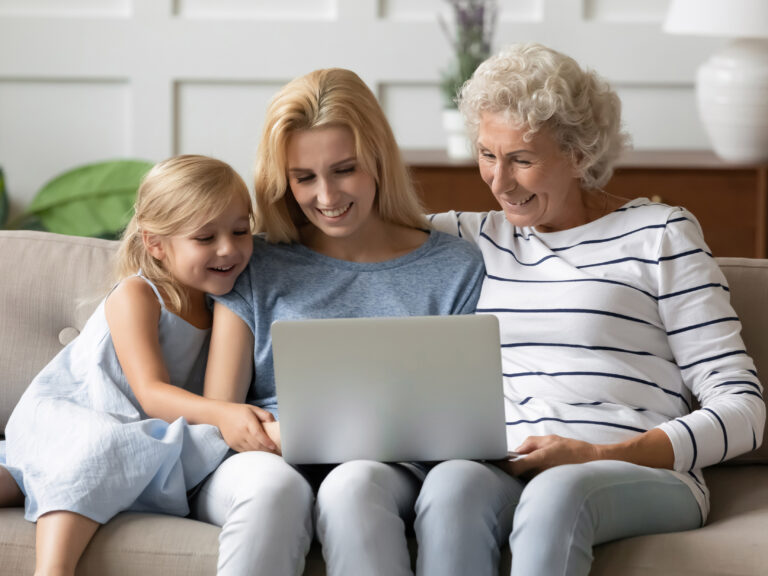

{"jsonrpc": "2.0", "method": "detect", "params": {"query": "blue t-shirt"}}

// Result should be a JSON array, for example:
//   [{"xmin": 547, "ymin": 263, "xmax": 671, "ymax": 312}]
[{"xmin": 213, "ymin": 231, "xmax": 485, "ymax": 416}]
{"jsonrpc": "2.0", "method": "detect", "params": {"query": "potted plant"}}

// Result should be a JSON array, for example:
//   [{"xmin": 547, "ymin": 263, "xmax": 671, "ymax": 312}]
[
  {"xmin": 8, "ymin": 159, "xmax": 154, "ymax": 238},
  {"xmin": 439, "ymin": 0, "xmax": 498, "ymax": 159}
]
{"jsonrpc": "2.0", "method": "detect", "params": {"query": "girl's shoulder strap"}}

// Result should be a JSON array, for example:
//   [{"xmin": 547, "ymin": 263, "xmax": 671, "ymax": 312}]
[{"xmin": 134, "ymin": 270, "xmax": 166, "ymax": 308}]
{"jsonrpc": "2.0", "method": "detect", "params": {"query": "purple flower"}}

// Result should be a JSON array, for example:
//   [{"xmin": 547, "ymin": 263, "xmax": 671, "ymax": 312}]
[{"xmin": 439, "ymin": 0, "xmax": 498, "ymax": 107}]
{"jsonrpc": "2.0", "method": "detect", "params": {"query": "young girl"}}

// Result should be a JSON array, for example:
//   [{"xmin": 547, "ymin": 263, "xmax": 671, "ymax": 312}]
[
  {"xmin": 0, "ymin": 155, "xmax": 275, "ymax": 576},
  {"xmin": 189, "ymin": 68, "xmax": 486, "ymax": 576}
]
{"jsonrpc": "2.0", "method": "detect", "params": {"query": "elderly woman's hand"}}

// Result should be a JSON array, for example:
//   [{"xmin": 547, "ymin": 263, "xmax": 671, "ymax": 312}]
[
  {"xmin": 496, "ymin": 428, "xmax": 676, "ymax": 478},
  {"xmin": 498, "ymin": 434, "xmax": 602, "ymax": 478}
]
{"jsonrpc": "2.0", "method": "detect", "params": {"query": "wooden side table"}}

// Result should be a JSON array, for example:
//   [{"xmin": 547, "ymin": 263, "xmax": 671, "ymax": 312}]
[{"xmin": 405, "ymin": 150, "xmax": 768, "ymax": 258}]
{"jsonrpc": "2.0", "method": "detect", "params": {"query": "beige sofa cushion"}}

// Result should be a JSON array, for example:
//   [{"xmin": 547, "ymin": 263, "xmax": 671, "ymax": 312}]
[
  {"xmin": 0, "ymin": 231, "xmax": 116, "ymax": 431},
  {"xmin": 3, "ymin": 467, "xmax": 768, "ymax": 576},
  {"xmin": 590, "ymin": 465, "xmax": 768, "ymax": 575},
  {"xmin": 0, "ymin": 508, "xmax": 332, "ymax": 576},
  {"xmin": 716, "ymin": 259, "xmax": 768, "ymax": 464},
  {"xmin": 0, "ymin": 510, "xmax": 220, "ymax": 575}
]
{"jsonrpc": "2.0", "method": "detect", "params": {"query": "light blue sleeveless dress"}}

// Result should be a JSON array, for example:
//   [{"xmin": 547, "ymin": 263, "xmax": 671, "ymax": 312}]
[{"xmin": 0, "ymin": 274, "xmax": 229, "ymax": 523}]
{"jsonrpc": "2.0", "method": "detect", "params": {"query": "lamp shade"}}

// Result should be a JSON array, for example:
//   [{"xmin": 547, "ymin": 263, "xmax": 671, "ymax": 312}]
[{"xmin": 664, "ymin": 0, "xmax": 768, "ymax": 38}]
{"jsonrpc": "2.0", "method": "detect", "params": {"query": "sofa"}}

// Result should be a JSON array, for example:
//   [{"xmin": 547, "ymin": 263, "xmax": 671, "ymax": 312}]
[{"xmin": 1, "ymin": 229, "xmax": 767, "ymax": 575}]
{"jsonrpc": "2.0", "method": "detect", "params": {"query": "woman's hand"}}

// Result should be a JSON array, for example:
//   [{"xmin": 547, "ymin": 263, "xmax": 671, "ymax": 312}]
[
  {"xmin": 497, "ymin": 434, "xmax": 601, "ymax": 479},
  {"xmin": 497, "ymin": 428, "xmax": 675, "ymax": 478},
  {"xmin": 216, "ymin": 403, "xmax": 278, "ymax": 453}
]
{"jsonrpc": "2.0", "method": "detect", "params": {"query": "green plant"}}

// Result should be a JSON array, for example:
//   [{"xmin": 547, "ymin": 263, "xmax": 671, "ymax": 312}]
[
  {"xmin": 439, "ymin": 0, "xmax": 498, "ymax": 108},
  {"xmin": 11, "ymin": 159, "xmax": 154, "ymax": 239}
]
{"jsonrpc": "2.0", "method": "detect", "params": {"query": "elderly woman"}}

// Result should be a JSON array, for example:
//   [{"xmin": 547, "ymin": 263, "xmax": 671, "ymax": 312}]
[{"xmin": 417, "ymin": 43, "xmax": 765, "ymax": 576}]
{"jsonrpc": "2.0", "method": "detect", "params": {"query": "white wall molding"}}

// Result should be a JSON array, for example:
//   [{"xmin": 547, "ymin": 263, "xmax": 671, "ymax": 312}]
[{"xmin": 0, "ymin": 0, "xmax": 723, "ymax": 214}]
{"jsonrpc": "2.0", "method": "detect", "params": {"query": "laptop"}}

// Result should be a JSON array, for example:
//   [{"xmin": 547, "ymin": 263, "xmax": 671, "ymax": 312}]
[{"xmin": 271, "ymin": 314, "xmax": 507, "ymax": 465}]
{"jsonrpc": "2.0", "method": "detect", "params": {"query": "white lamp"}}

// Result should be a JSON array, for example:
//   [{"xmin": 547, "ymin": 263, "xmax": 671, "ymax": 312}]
[{"xmin": 664, "ymin": 0, "xmax": 768, "ymax": 164}]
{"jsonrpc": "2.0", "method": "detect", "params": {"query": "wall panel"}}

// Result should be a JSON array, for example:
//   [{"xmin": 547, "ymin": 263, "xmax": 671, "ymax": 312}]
[
  {"xmin": 176, "ymin": 0, "xmax": 336, "ymax": 20},
  {"xmin": 617, "ymin": 84, "xmax": 707, "ymax": 150},
  {"xmin": 0, "ymin": 0, "xmax": 130, "ymax": 17},
  {"xmin": 584, "ymin": 0, "xmax": 669, "ymax": 21},
  {"xmin": 379, "ymin": 83, "xmax": 445, "ymax": 150},
  {"xmin": 175, "ymin": 81, "xmax": 285, "ymax": 185},
  {"xmin": 0, "ymin": 80, "xmax": 130, "ymax": 212},
  {"xmin": 380, "ymin": 0, "xmax": 542, "ymax": 21},
  {"xmin": 0, "ymin": 0, "xmax": 726, "ymax": 215}
]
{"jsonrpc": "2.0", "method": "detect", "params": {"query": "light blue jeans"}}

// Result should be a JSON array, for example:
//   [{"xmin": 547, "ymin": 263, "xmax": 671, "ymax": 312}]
[
  {"xmin": 416, "ymin": 459, "xmax": 702, "ymax": 576},
  {"xmin": 190, "ymin": 456, "xmax": 701, "ymax": 576}
]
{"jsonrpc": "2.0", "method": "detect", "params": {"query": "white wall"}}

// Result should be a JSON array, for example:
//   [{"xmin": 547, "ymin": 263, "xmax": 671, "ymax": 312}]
[{"xmin": 0, "ymin": 0, "xmax": 723, "ymax": 215}]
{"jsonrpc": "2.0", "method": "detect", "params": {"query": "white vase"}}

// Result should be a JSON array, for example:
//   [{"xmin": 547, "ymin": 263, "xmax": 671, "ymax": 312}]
[
  {"xmin": 442, "ymin": 108, "xmax": 474, "ymax": 160},
  {"xmin": 697, "ymin": 38, "xmax": 768, "ymax": 164}
]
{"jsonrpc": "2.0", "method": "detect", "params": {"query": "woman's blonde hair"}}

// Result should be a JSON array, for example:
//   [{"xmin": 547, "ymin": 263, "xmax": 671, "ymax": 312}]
[
  {"xmin": 116, "ymin": 154, "xmax": 253, "ymax": 315},
  {"xmin": 253, "ymin": 67, "xmax": 427, "ymax": 243},
  {"xmin": 458, "ymin": 43, "xmax": 631, "ymax": 189}
]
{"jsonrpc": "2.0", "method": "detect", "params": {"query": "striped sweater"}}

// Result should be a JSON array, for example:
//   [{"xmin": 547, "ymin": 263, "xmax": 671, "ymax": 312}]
[{"xmin": 430, "ymin": 198, "xmax": 765, "ymax": 519}]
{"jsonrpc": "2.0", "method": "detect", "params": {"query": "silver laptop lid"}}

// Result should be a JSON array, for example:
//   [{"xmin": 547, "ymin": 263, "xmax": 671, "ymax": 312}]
[{"xmin": 272, "ymin": 314, "xmax": 506, "ymax": 464}]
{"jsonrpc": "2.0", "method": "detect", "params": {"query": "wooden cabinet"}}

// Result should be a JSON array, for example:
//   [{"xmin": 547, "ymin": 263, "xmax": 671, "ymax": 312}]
[{"xmin": 405, "ymin": 150, "xmax": 768, "ymax": 258}]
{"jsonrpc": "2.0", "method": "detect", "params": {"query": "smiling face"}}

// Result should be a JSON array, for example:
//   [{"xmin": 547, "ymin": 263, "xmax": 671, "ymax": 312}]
[
  {"xmin": 286, "ymin": 125, "xmax": 381, "ymax": 249},
  {"xmin": 151, "ymin": 193, "xmax": 253, "ymax": 298},
  {"xmin": 477, "ymin": 112, "xmax": 586, "ymax": 232}
]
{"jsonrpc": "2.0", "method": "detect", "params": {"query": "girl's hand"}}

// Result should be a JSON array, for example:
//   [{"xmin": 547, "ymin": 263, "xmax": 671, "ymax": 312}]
[
  {"xmin": 262, "ymin": 421, "xmax": 282, "ymax": 455},
  {"xmin": 217, "ymin": 403, "xmax": 278, "ymax": 453},
  {"xmin": 498, "ymin": 435, "xmax": 601, "ymax": 479}
]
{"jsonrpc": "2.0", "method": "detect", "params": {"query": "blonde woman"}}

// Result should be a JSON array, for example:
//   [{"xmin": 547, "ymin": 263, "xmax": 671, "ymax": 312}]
[
  {"xmin": 0, "ymin": 155, "xmax": 265, "ymax": 576},
  {"xmin": 195, "ymin": 68, "xmax": 485, "ymax": 575},
  {"xmin": 425, "ymin": 43, "xmax": 764, "ymax": 576}
]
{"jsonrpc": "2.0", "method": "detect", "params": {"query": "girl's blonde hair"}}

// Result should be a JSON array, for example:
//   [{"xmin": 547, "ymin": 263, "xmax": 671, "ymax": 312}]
[
  {"xmin": 116, "ymin": 154, "xmax": 253, "ymax": 314},
  {"xmin": 253, "ymin": 67, "xmax": 428, "ymax": 243},
  {"xmin": 459, "ymin": 43, "xmax": 631, "ymax": 189}
]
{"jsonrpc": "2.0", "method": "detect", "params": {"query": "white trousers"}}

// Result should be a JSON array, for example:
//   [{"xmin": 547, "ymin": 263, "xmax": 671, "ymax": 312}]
[
  {"xmin": 189, "ymin": 456, "xmax": 421, "ymax": 576},
  {"xmin": 189, "ymin": 451, "xmax": 314, "ymax": 576},
  {"xmin": 315, "ymin": 460, "xmax": 422, "ymax": 576}
]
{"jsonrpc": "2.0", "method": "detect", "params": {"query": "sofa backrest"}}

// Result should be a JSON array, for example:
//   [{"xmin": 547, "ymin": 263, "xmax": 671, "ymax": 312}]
[
  {"xmin": 1, "ymin": 231, "xmax": 117, "ymax": 433},
  {"xmin": 715, "ymin": 258, "xmax": 768, "ymax": 464},
  {"xmin": 1, "ymin": 231, "xmax": 767, "ymax": 464}
]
